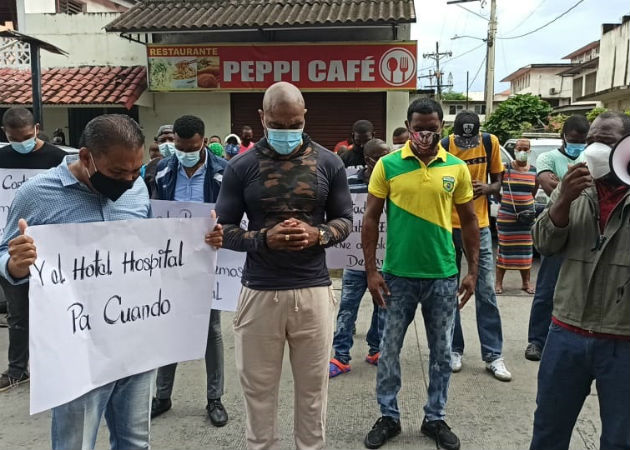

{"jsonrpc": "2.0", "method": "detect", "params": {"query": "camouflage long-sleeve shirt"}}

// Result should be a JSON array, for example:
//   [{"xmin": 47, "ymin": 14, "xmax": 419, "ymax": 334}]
[{"xmin": 215, "ymin": 135, "xmax": 353, "ymax": 290}]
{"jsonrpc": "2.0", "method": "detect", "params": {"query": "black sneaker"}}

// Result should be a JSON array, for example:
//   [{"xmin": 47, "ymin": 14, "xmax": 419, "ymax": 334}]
[
  {"xmin": 364, "ymin": 416, "xmax": 401, "ymax": 449},
  {"xmin": 207, "ymin": 398, "xmax": 228, "ymax": 427},
  {"xmin": 525, "ymin": 343, "xmax": 542, "ymax": 361},
  {"xmin": 421, "ymin": 418, "xmax": 460, "ymax": 450},
  {"xmin": 151, "ymin": 397, "xmax": 172, "ymax": 419},
  {"xmin": 0, "ymin": 371, "xmax": 29, "ymax": 393}
]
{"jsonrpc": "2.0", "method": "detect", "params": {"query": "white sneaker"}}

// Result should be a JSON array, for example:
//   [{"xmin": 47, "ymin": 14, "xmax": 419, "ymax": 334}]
[
  {"xmin": 451, "ymin": 352, "xmax": 462, "ymax": 373},
  {"xmin": 486, "ymin": 357, "xmax": 512, "ymax": 381}
]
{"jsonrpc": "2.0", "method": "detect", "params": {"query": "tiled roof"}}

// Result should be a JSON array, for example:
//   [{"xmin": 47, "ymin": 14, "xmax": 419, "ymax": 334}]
[
  {"xmin": 105, "ymin": 0, "xmax": 416, "ymax": 32},
  {"xmin": 0, "ymin": 66, "xmax": 147, "ymax": 109}
]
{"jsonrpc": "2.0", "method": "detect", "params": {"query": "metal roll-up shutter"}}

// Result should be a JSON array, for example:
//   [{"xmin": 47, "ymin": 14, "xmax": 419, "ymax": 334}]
[{"xmin": 230, "ymin": 92, "xmax": 387, "ymax": 151}]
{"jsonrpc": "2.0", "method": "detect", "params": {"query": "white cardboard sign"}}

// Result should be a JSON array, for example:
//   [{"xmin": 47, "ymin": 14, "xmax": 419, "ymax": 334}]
[
  {"xmin": 325, "ymin": 193, "xmax": 386, "ymax": 271},
  {"xmin": 27, "ymin": 217, "xmax": 217, "ymax": 414},
  {"xmin": 0, "ymin": 169, "xmax": 46, "ymax": 238},
  {"xmin": 151, "ymin": 200, "xmax": 245, "ymax": 311}
]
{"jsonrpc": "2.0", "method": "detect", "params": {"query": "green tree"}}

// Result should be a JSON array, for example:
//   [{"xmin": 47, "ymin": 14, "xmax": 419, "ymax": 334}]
[
  {"xmin": 441, "ymin": 92, "xmax": 471, "ymax": 101},
  {"xmin": 586, "ymin": 107, "xmax": 608, "ymax": 122},
  {"xmin": 483, "ymin": 94, "xmax": 553, "ymax": 143}
]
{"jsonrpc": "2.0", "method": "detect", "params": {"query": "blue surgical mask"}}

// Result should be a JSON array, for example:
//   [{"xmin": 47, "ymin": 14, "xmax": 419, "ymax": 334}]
[
  {"xmin": 175, "ymin": 147, "xmax": 202, "ymax": 168},
  {"xmin": 10, "ymin": 136, "xmax": 37, "ymax": 154},
  {"xmin": 159, "ymin": 142, "xmax": 175, "ymax": 157},
  {"xmin": 266, "ymin": 128, "xmax": 304, "ymax": 155},
  {"xmin": 564, "ymin": 141, "xmax": 586, "ymax": 158}
]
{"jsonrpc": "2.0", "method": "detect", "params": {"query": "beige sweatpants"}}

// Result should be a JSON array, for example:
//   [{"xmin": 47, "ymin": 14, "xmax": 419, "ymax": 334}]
[{"xmin": 233, "ymin": 285, "xmax": 336, "ymax": 450}]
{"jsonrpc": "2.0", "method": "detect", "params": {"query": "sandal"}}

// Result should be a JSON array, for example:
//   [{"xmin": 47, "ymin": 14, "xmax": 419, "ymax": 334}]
[
  {"xmin": 522, "ymin": 287, "xmax": 535, "ymax": 294},
  {"xmin": 495, "ymin": 286, "xmax": 503, "ymax": 295}
]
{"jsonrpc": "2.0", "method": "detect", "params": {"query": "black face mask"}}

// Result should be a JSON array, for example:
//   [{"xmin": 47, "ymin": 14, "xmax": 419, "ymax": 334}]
[{"xmin": 87, "ymin": 154, "xmax": 135, "ymax": 202}]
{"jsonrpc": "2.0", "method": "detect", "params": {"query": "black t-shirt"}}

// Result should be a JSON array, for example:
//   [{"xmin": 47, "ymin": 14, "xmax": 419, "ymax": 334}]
[
  {"xmin": 0, "ymin": 142, "xmax": 67, "ymax": 169},
  {"xmin": 340, "ymin": 144, "xmax": 365, "ymax": 168}
]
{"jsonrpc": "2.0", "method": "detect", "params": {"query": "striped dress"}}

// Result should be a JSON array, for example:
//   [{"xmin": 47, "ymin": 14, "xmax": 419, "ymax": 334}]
[{"xmin": 497, "ymin": 164, "xmax": 537, "ymax": 270}]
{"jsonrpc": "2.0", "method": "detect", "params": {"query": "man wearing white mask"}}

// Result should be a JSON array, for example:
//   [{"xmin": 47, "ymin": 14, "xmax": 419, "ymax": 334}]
[
  {"xmin": 0, "ymin": 107, "xmax": 66, "ymax": 392},
  {"xmin": 152, "ymin": 115, "xmax": 229, "ymax": 426},
  {"xmin": 156, "ymin": 124, "xmax": 176, "ymax": 158},
  {"xmin": 215, "ymin": 82, "xmax": 353, "ymax": 450},
  {"xmin": 391, "ymin": 127, "xmax": 409, "ymax": 150},
  {"xmin": 530, "ymin": 112, "xmax": 630, "ymax": 450}
]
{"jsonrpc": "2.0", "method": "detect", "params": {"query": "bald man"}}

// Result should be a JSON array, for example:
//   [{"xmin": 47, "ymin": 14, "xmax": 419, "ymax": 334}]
[{"xmin": 215, "ymin": 82, "xmax": 353, "ymax": 450}]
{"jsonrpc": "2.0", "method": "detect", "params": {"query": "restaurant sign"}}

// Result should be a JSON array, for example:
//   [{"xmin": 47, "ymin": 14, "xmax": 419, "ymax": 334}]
[{"xmin": 147, "ymin": 41, "xmax": 417, "ymax": 91}]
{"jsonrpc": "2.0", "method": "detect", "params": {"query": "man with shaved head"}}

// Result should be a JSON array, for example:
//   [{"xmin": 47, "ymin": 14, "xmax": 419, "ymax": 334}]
[{"xmin": 215, "ymin": 82, "xmax": 353, "ymax": 450}]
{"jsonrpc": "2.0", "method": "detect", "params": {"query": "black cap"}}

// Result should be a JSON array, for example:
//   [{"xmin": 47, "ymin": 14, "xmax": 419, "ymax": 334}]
[{"xmin": 454, "ymin": 111, "xmax": 480, "ymax": 138}]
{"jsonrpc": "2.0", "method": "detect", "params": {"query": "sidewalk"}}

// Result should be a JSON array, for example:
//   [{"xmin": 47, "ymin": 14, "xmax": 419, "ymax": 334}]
[{"xmin": 0, "ymin": 264, "xmax": 601, "ymax": 449}]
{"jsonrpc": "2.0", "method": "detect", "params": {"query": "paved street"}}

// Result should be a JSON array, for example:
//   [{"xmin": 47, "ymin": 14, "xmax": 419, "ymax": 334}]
[{"xmin": 0, "ymin": 259, "xmax": 601, "ymax": 450}]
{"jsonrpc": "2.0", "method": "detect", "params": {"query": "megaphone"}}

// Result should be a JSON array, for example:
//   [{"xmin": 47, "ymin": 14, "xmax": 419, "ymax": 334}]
[{"xmin": 610, "ymin": 134, "xmax": 630, "ymax": 186}]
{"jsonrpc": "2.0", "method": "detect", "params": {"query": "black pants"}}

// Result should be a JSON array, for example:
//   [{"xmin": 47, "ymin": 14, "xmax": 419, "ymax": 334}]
[{"xmin": 0, "ymin": 277, "xmax": 29, "ymax": 378}]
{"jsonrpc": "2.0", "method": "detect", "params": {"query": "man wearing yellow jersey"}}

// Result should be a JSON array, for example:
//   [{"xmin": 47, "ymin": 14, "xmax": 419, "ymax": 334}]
[
  {"xmin": 444, "ymin": 111, "xmax": 512, "ymax": 382},
  {"xmin": 362, "ymin": 99, "xmax": 479, "ymax": 450}
]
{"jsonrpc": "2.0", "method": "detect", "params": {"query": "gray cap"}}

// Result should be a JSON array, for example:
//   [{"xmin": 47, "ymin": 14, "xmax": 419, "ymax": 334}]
[{"xmin": 157, "ymin": 124, "xmax": 173, "ymax": 137}]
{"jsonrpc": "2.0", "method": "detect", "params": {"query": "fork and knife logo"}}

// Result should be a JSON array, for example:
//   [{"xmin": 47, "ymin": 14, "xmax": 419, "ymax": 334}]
[{"xmin": 379, "ymin": 48, "xmax": 416, "ymax": 86}]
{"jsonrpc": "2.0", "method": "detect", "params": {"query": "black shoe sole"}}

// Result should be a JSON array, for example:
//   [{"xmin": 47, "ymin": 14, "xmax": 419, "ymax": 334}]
[
  {"xmin": 364, "ymin": 427, "xmax": 401, "ymax": 449},
  {"xmin": 421, "ymin": 427, "xmax": 460, "ymax": 450}
]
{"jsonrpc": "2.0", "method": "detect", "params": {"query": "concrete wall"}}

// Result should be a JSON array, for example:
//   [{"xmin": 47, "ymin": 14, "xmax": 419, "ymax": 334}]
[
  {"xmin": 513, "ymin": 68, "xmax": 572, "ymax": 101},
  {"xmin": 41, "ymin": 107, "xmax": 68, "ymax": 137},
  {"xmin": 596, "ymin": 20, "xmax": 630, "ymax": 92},
  {"xmin": 385, "ymin": 91, "xmax": 409, "ymax": 144},
  {"xmin": 24, "ymin": 0, "xmax": 125, "ymax": 13},
  {"xmin": 138, "ymin": 92, "xmax": 231, "ymax": 151},
  {"xmin": 21, "ymin": 12, "xmax": 146, "ymax": 68}
]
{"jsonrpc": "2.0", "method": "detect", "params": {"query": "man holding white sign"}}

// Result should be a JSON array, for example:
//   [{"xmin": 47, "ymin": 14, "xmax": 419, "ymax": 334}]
[
  {"xmin": 152, "ymin": 116, "xmax": 230, "ymax": 426},
  {"xmin": 0, "ymin": 107, "xmax": 67, "ymax": 392},
  {"xmin": 0, "ymin": 114, "xmax": 223, "ymax": 450},
  {"xmin": 329, "ymin": 139, "xmax": 390, "ymax": 378}
]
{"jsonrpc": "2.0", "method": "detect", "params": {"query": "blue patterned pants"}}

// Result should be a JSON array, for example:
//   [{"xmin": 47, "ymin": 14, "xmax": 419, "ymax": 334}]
[{"xmin": 376, "ymin": 273, "xmax": 458, "ymax": 421}]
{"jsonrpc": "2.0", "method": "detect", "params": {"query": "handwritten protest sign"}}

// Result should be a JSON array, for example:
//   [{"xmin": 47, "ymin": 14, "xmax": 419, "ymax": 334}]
[
  {"xmin": 326, "ymin": 193, "xmax": 386, "ymax": 271},
  {"xmin": 151, "ymin": 199, "xmax": 245, "ymax": 311},
  {"xmin": 27, "ymin": 217, "xmax": 217, "ymax": 414},
  {"xmin": 0, "ymin": 169, "xmax": 46, "ymax": 238}
]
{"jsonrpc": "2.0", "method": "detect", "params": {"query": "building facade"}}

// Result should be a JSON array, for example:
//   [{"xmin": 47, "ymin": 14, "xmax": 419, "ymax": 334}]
[{"xmin": 500, "ymin": 64, "xmax": 573, "ymax": 108}]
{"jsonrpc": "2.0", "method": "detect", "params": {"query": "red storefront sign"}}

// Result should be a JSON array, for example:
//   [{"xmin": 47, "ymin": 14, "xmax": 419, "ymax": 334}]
[{"xmin": 146, "ymin": 41, "xmax": 417, "ymax": 91}]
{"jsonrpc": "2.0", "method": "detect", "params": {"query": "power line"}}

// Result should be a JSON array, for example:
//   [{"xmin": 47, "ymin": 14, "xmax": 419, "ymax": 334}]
[
  {"xmin": 503, "ymin": 0, "xmax": 549, "ymax": 34},
  {"xmin": 498, "ymin": 0, "xmax": 585, "ymax": 40},
  {"xmin": 442, "ymin": 42, "xmax": 486, "ymax": 64},
  {"xmin": 468, "ymin": 55, "xmax": 486, "ymax": 90}
]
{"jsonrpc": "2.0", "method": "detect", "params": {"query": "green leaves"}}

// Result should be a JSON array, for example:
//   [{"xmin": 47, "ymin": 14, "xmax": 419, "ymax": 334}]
[{"xmin": 483, "ymin": 94, "xmax": 553, "ymax": 143}]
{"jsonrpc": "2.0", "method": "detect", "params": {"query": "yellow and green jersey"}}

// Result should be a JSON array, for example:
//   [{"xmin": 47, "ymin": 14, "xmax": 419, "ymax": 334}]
[{"xmin": 368, "ymin": 142, "xmax": 473, "ymax": 278}]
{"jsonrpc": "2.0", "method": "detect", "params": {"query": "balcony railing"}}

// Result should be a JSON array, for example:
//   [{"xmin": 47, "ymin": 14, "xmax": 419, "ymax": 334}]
[{"xmin": 0, "ymin": 37, "xmax": 30, "ymax": 68}]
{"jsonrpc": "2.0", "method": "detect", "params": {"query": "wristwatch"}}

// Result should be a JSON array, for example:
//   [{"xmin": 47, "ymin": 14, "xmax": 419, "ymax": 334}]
[{"xmin": 318, "ymin": 226, "xmax": 331, "ymax": 246}]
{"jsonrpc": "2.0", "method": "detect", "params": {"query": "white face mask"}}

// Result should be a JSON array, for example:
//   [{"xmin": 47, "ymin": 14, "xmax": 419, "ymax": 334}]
[
  {"xmin": 583, "ymin": 142, "xmax": 613, "ymax": 179},
  {"xmin": 515, "ymin": 150, "xmax": 529, "ymax": 162}
]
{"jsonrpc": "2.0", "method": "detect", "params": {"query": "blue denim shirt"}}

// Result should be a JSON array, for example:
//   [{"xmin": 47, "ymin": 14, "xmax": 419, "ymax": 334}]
[
  {"xmin": 0, "ymin": 155, "xmax": 151, "ymax": 284},
  {"xmin": 173, "ymin": 157, "xmax": 206, "ymax": 202}
]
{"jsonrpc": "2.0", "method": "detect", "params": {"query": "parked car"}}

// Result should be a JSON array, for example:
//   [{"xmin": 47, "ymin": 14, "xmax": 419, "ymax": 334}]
[{"xmin": 504, "ymin": 137, "xmax": 562, "ymax": 167}]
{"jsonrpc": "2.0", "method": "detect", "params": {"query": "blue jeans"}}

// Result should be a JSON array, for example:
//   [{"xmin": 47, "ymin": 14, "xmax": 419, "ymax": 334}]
[
  {"xmin": 332, "ymin": 269, "xmax": 385, "ymax": 364},
  {"xmin": 527, "ymin": 255, "xmax": 563, "ymax": 349},
  {"xmin": 376, "ymin": 273, "xmax": 458, "ymax": 421},
  {"xmin": 51, "ymin": 370, "xmax": 154, "ymax": 450},
  {"xmin": 530, "ymin": 324, "xmax": 630, "ymax": 450},
  {"xmin": 452, "ymin": 226, "xmax": 503, "ymax": 362}
]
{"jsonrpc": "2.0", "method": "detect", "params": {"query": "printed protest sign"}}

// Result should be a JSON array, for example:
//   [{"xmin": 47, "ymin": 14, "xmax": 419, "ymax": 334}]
[
  {"xmin": 326, "ymin": 193, "xmax": 386, "ymax": 271},
  {"xmin": 27, "ymin": 217, "xmax": 217, "ymax": 414},
  {"xmin": 0, "ymin": 169, "xmax": 46, "ymax": 238},
  {"xmin": 151, "ymin": 199, "xmax": 245, "ymax": 311}
]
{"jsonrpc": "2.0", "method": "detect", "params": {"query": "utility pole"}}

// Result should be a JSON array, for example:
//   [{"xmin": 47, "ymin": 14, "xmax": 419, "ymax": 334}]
[
  {"xmin": 466, "ymin": 71, "xmax": 470, "ymax": 110},
  {"xmin": 422, "ymin": 41, "xmax": 452, "ymax": 101},
  {"xmin": 484, "ymin": 0, "xmax": 497, "ymax": 116},
  {"xmin": 448, "ymin": 0, "xmax": 498, "ymax": 116}
]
